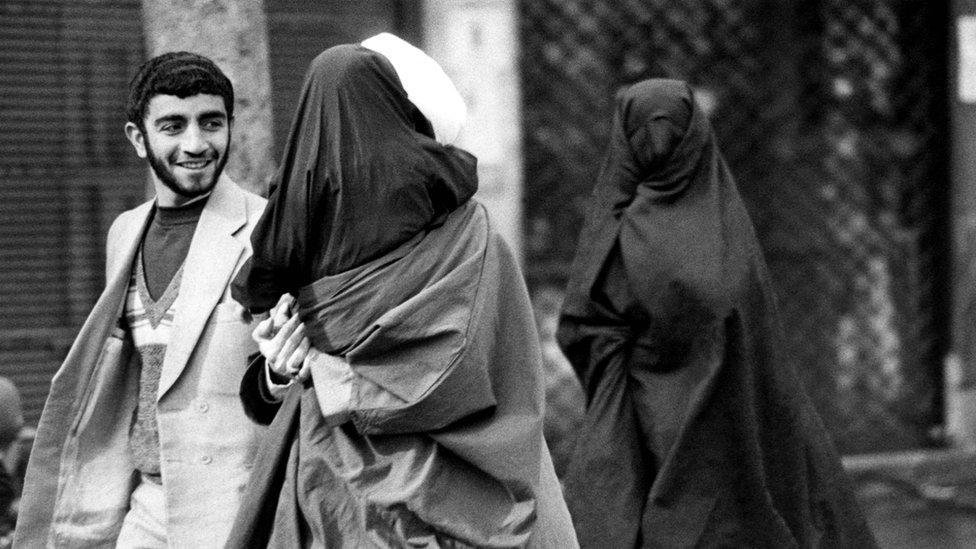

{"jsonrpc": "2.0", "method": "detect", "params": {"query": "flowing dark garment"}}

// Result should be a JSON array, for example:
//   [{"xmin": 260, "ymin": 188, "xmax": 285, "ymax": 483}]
[
  {"xmin": 231, "ymin": 44, "xmax": 477, "ymax": 313},
  {"xmin": 558, "ymin": 79, "xmax": 877, "ymax": 548},
  {"xmin": 228, "ymin": 44, "xmax": 576, "ymax": 548}
]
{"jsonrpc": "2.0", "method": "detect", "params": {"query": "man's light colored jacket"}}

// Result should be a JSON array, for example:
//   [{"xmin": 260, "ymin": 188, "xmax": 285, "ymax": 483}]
[{"xmin": 15, "ymin": 177, "xmax": 267, "ymax": 548}]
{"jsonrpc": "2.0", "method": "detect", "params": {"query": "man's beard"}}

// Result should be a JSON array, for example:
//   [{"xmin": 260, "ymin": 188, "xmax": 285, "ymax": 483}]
[{"xmin": 144, "ymin": 135, "xmax": 230, "ymax": 199}]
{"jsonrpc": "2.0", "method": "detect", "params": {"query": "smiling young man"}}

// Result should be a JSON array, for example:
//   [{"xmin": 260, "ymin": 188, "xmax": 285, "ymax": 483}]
[{"xmin": 15, "ymin": 52, "xmax": 269, "ymax": 548}]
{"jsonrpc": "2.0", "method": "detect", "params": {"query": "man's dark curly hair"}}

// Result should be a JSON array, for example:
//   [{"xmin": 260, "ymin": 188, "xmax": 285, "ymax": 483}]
[{"xmin": 126, "ymin": 51, "xmax": 234, "ymax": 130}]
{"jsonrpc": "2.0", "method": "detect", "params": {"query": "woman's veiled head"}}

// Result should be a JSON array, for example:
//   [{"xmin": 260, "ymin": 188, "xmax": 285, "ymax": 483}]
[
  {"xmin": 620, "ymin": 80, "xmax": 691, "ymax": 173},
  {"xmin": 300, "ymin": 44, "xmax": 434, "ymax": 146},
  {"xmin": 612, "ymin": 80, "xmax": 764, "ymax": 320},
  {"xmin": 231, "ymin": 38, "xmax": 477, "ymax": 312},
  {"xmin": 614, "ymin": 79, "xmax": 710, "ymax": 197},
  {"xmin": 563, "ymin": 78, "xmax": 764, "ymax": 338},
  {"xmin": 278, "ymin": 43, "xmax": 477, "ymax": 276}
]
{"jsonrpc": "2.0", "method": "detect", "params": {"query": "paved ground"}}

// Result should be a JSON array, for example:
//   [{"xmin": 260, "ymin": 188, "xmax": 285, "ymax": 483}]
[
  {"xmin": 861, "ymin": 484, "xmax": 976, "ymax": 548},
  {"xmin": 850, "ymin": 450, "xmax": 976, "ymax": 548}
]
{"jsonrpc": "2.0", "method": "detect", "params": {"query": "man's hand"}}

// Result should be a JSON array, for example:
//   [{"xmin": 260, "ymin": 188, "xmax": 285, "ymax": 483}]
[{"xmin": 253, "ymin": 294, "xmax": 312, "ymax": 382}]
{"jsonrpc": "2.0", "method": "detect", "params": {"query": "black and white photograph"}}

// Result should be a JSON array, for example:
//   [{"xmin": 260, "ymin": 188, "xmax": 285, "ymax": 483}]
[{"xmin": 0, "ymin": 1, "xmax": 972, "ymax": 547}]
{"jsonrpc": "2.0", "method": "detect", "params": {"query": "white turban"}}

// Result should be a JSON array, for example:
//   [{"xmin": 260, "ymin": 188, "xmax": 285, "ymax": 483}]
[{"xmin": 362, "ymin": 32, "xmax": 467, "ymax": 145}]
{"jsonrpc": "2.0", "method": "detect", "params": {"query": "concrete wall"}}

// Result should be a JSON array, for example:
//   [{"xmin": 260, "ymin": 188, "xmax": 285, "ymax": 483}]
[
  {"xmin": 949, "ymin": 1, "xmax": 976, "ymax": 449},
  {"xmin": 141, "ymin": 0, "xmax": 276, "ymax": 195},
  {"xmin": 423, "ymin": 0, "xmax": 525, "ymax": 260}
]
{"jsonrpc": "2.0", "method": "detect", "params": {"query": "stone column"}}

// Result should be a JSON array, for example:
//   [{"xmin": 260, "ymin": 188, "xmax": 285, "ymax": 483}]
[
  {"xmin": 140, "ymin": 0, "xmax": 276, "ymax": 195},
  {"xmin": 949, "ymin": 1, "xmax": 976, "ymax": 449},
  {"xmin": 422, "ymin": 0, "xmax": 525, "ymax": 259}
]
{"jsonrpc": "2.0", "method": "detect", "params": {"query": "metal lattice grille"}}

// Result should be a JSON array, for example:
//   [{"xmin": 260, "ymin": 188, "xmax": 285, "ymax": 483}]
[{"xmin": 520, "ymin": 0, "xmax": 948, "ymax": 453}]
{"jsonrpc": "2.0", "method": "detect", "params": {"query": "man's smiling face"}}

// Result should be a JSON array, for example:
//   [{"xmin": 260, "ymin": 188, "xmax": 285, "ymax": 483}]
[{"xmin": 125, "ymin": 93, "xmax": 231, "ymax": 206}]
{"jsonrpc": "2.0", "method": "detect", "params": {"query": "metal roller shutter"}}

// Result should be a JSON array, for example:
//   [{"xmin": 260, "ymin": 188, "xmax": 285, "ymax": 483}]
[
  {"xmin": 1, "ymin": 0, "xmax": 423, "ymax": 425},
  {"xmin": 266, "ymin": 0, "xmax": 422, "ymax": 158},
  {"xmin": 0, "ymin": 0, "xmax": 146, "ymax": 425}
]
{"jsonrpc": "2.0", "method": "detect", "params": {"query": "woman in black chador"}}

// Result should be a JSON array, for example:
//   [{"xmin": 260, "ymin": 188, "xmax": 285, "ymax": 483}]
[
  {"xmin": 558, "ymin": 79, "xmax": 877, "ymax": 548},
  {"xmin": 227, "ymin": 35, "xmax": 576, "ymax": 548}
]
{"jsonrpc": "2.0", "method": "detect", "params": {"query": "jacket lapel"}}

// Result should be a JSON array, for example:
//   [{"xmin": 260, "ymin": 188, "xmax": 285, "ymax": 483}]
[
  {"xmin": 109, "ymin": 201, "xmax": 155, "ymax": 300},
  {"xmin": 13, "ymin": 201, "xmax": 153, "ymax": 549},
  {"xmin": 158, "ymin": 176, "xmax": 247, "ymax": 399}
]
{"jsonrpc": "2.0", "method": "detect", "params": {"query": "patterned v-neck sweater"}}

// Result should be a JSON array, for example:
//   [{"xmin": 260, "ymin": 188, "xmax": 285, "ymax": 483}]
[
  {"xmin": 122, "ymin": 197, "xmax": 205, "ymax": 480},
  {"xmin": 125, "ymin": 249, "xmax": 183, "ymax": 479}
]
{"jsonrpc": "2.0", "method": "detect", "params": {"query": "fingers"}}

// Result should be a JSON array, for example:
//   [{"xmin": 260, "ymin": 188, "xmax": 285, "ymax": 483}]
[
  {"xmin": 264, "ymin": 316, "xmax": 300, "ymax": 376},
  {"xmin": 296, "ymin": 363, "xmax": 312, "ymax": 383},
  {"xmin": 271, "ymin": 294, "xmax": 296, "ymax": 332},
  {"xmin": 272, "ymin": 314, "xmax": 301, "ymax": 345},
  {"xmin": 287, "ymin": 338, "xmax": 312, "ymax": 381},
  {"xmin": 272, "ymin": 306, "xmax": 289, "ymax": 332},
  {"xmin": 254, "ymin": 293, "xmax": 295, "ymax": 346},
  {"xmin": 273, "ymin": 293, "xmax": 295, "ymax": 312},
  {"xmin": 251, "ymin": 316, "xmax": 274, "ymax": 343},
  {"xmin": 295, "ymin": 342, "xmax": 314, "ymax": 382},
  {"xmin": 254, "ymin": 294, "xmax": 312, "ymax": 381},
  {"xmin": 277, "ymin": 321, "xmax": 306, "ymax": 374}
]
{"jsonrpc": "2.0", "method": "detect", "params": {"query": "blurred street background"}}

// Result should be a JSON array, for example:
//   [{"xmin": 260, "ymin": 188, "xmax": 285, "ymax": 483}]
[{"xmin": 2, "ymin": 1, "xmax": 976, "ymax": 546}]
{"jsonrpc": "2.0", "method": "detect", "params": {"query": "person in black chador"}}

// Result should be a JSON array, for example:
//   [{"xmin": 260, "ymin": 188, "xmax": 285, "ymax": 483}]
[
  {"xmin": 226, "ymin": 34, "xmax": 577, "ymax": 548},
  {"xmin": 557, "ymin": 79, "xmax": 878, "ymax": 548}
]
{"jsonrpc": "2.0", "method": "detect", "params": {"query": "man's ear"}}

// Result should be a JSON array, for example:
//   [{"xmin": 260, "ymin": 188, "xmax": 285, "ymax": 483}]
[{"xmin": 124, "ymin": 122, "xmax": 147, "ymax": 159}]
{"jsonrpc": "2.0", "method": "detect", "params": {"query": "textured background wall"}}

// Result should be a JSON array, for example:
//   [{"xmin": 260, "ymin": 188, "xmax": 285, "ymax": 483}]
[
  {"xmin": 425, "ymin": 0, "xmax": 526, "ymax": 257},
  {"xmin": 949, "ymin": 2, "xmax": 976, "ymax": 448},
  {"xmin": 519, "ymin": 0, "xmax": 949, "ymax": 454},
  {"xmin": 141, "ymin": 0, "xmax": 276, "ymax": 194}
]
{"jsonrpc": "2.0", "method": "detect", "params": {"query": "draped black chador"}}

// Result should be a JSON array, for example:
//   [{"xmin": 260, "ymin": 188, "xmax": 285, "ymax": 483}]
[
  {"xmin": 227, "ymin": 43, "xmax": 577, "ymax": 548},
  {"xmin": 231, "ymin": 44, "xmax": 477, "ymax": 312},
  {"xmin": 558, "ymin": 79, "xmax": 877, "ymax": 548}
]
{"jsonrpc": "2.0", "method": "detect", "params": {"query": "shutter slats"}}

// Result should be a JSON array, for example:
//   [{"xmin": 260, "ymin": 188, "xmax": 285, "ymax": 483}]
[
  {"xmin": 266, "ymin": 0, "xmax": 400, "ymax": 157},
  {"xmin": 0, "ymin": 0, "xmax": 145, "ymax": 426},
  {"xmin": 1, "ymin": 0, "xmax": 420, "ymax": 430}
]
